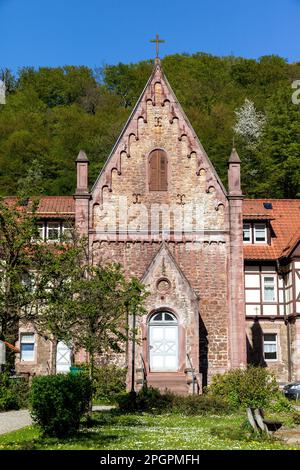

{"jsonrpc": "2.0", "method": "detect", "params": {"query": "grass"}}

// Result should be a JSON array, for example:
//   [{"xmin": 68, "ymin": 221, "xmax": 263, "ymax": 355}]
[{"xmin": 0, "ymin": 410, "xmax": 299, "ymax": 450}]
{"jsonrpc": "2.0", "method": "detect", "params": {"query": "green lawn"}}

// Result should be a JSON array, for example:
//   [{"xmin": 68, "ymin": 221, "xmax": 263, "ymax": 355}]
[{"xmin": 0, "ymin": 411, "xmax": 299, "ymax": 450}]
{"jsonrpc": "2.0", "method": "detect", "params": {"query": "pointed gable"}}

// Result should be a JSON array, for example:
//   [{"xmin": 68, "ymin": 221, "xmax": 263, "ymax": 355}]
[
  {"xmin": 141, "ymin": 242, "xmax": 198, "ymax": 302},
  {"xmin": 91, "ymin": 62, "xmax": 227, "ymax": 202}
]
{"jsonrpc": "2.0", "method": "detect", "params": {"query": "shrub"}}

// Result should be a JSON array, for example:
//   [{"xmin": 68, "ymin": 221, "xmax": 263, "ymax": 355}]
[
  {"xmin": 172, "ymin": 394, "xmax": 231, "ymax": 416},
  {"xmin": 116, "ymin": 387, "xmax": 231, "ymax": 415},
  {"xmin": 117, "ymin": 387, "xmax": 174, "ymax": 413},
  {"xmin": 30, "ymin": 373, "xmax": 92, "ymax": 437},
  {"xmin": 0, "ymin": 373, "xmax": 29, "ymax": 411},
  {"xmin": 268, "ymin": 393, "xmax": 293, "ymax": 413},
  {"xmin": 92, "ymin": 365, "xmax": 126, "ymax": 403},
  {"xmin": 208, "ymin": 367, "xmax": 279, "ymax": 410}
]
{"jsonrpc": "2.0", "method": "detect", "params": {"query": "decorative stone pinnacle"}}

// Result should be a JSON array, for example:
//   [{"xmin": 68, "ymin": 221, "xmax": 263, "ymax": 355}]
[{"xmin": 76, "ymin": 150, "xmax": 89, "ymax": 163}]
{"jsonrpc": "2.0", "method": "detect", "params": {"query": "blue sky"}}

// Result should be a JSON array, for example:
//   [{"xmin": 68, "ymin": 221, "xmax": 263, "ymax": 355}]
[{"xmin": 0, "ymin": 0, "xmax": 299, "ymax": 71}]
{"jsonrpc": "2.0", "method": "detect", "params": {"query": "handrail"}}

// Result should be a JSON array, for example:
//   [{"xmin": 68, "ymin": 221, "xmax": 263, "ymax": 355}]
[
  {"xmin": 140, "ymin": 354, "xmax": 147, "ymax": 388},
  {"xmin": 186, "ymin": 353, "xmax": 200, "ymax": 395}
]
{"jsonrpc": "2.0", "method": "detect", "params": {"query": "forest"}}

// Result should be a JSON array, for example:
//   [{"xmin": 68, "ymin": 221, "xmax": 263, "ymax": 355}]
[{"xmin": 0, "ymin": 52, "xmax": 299, "ymax": 198}]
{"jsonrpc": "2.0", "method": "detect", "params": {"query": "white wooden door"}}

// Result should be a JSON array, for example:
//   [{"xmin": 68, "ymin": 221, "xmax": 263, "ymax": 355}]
[
  {"xmin": 56, "ymin": 341, "xmax": 71, "ymax": 373},
  {"xmin": 149, "ymin": 324, "xmax": 178, "ymax": 371}
]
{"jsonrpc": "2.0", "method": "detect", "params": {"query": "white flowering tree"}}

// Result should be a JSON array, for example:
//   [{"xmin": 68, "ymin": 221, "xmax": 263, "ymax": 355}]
[{"xmin": 234, "ymin": 99, "xmax": 266, "ymax": 148}]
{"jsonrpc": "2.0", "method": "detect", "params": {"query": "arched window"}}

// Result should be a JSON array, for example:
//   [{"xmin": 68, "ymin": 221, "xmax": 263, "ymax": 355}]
[
  {"xmin": 149, "ymin": 149, "xmax": 168, "ymax": 191},
  {"xmin": 149, "ymin": 311, "xmax": 177, "ymax": 324}
]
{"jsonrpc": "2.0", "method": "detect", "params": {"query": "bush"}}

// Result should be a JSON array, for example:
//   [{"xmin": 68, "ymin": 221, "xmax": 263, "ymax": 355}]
[
  {"xmin": 116, "ymin": 387, "xmax": 231, "ymax": 415},
  {"xmin": 30, "ymin": 373, "xmax": 92, "ymax": 437},
  {"xmin": 268, "ymin": 393, "xmax": 293, "ymax": 413},
  {"xmin": 117, "ymin": 387, "xmax": 174, "ymax": 413},
  {"xmin": 172, "ymin": 394, "xmax": 231, "ymax": 416},
  {"xmin": 0, "ymin": 373, "xmax": 29, "ymax": 411},
  {"xmin": 92, "ymin": 365, "xmax": 126, "ymax": 403},
  {"xmin": 208, "ymin": 367, "xmax": 279, "ymax": 410}
]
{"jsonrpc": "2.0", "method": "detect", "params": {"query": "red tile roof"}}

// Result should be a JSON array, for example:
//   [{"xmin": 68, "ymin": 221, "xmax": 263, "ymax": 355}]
[
  {"xmin": 3, "ymin": 196, "xmax": 75, "ymax": 218},
  {"xmin": 243, "ymin": 199, "xmax": 300, "ymax": 260}
]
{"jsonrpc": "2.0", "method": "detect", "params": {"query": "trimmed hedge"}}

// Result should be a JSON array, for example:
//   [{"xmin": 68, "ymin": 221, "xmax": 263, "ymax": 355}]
[{"xmin": 30, "ymin": 373, "xmax": 92, "ymax": 437}]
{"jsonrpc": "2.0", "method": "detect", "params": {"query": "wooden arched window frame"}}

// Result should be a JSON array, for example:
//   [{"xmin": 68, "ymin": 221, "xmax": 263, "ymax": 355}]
[{"xmin": 149, "ymin": 149, "xmax": 168, "ymax": 191}]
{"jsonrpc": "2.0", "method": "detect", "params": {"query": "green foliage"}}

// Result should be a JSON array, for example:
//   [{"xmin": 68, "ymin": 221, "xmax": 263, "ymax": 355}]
[
  {"xmin": 0, "ymin": 373, "xmax": 29, "ymax": 411},
  {"xmin": 92, "ymin": 365, "xmax": 126, "ymax": 403},
  {"xmin": 68, "ymin": 264, "xmax": 148, "ymax": 378},
  {"xmin": 0, "ymin": 53, "xmax": 299, "ymax": 198},
  {"xmin": 172, "ymin": 394, "xmax": 231, "ymax": 416},
  {"xmin": 208, "ymin": 367, "xmax": 279, "ymax": 410},
  {"xmin": 117, "ymin": 386, "xmax": 231, "ymax": 415},
  {"xmin": 116, "ymin": 387, "xmax": 174, "ymax": 413},
  {"xmin": 29, "ymin": 373, "xmax": 92, "ymax": 437},
  {"xmin": 0, "ymin": 197, "xmax": 43, "ymax": 347},
  {"xmin": 268, "ymin": 393, "xmax": 293, "ymax": 413}
]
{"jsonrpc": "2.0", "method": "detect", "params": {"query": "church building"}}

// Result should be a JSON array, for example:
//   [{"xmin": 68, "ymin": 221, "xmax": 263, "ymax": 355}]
[{"xmin": 15, "ymin": 58, "xmax": 300, "ymax": 393}]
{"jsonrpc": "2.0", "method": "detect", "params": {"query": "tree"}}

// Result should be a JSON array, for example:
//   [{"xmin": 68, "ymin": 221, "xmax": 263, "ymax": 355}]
[
  {"xmin": 68, "ymin": 264, "xmax": 148, "ymax": 380},
  {"xmin": 234, "ymin": 98, "xmax": 266, "ymax": 149},
  {"xmin": 0, "ymin": 197, "xmax": 41, "ymax": 367},
  {"xmin": 31, "ymin": 231, "xmax": 88, "ymax": 374},
  {"xmin": 17, "ymin": 159, "xmax": 45, "ymax": 198}
]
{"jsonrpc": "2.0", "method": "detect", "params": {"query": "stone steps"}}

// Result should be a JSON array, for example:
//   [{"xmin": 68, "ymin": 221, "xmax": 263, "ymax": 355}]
[{"xmin": 144, "ymin": 372, "xmax": 189, "ymax": 395}]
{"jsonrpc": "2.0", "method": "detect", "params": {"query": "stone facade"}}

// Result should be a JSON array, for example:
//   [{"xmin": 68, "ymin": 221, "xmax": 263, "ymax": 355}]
[
  {"xmin": 74, "ymin": 60, "xmax": 246, "ymax": 392},
  {"xmin": 14, "ymin": 61, "xmax": 300, "ymax": 392}
]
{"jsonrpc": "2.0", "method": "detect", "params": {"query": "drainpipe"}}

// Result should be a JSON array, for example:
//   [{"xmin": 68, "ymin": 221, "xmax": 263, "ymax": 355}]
[{"xmin": 277, "ymin": 260, "xmax": 292, "ymax": 382}]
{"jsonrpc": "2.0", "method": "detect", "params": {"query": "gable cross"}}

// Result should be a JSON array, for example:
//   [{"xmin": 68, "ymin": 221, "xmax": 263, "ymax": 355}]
[{"xmin": 150, "ymin": 34, "xmax": 165, "ymax": 59}]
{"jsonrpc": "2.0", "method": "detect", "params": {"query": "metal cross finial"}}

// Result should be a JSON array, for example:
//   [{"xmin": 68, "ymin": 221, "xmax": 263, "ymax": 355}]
[{"xmin": 150, "ymin": 34, "xmax": 165, "ymax": 59}]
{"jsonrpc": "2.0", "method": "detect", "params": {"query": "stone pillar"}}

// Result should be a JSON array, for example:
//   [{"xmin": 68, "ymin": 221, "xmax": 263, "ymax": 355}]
[
  {"xmin": 227, "ymin": 148, "xmax": 246, "ymax": 368},
  {"xmin": 74, "ymin": 150, "xmax": 90, "ymax": 237}
]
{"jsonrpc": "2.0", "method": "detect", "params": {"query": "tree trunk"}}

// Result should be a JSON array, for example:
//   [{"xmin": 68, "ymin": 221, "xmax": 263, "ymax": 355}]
[
  {"xmin": 88, "ymin": 350, "xmax": 94, "ymax": 417},
  {"xmin": 51, "ymin": 338, "xmax": 57, "ymax": 375}
]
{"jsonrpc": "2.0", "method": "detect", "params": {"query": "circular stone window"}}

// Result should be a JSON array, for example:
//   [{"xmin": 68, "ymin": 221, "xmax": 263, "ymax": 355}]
[{"xmin": 156, "ymin": 278, "xmax": 171, "ymax": 294}]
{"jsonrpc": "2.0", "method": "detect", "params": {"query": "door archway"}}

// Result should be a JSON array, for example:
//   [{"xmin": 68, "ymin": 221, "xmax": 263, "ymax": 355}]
[{"xmin": 148, "ymin": 311, "xmax": 178, "ymax": 372}]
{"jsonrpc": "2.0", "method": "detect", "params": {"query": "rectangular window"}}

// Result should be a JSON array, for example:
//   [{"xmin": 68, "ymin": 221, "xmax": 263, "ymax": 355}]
[
  {"xmin": 62, "ymin": 223, "xmax": 73, "ymax": 241},
  {"xmin": 37, "ymin": 223, "xmax": 45, "ymax": 241},
  {"xmin": 46, "ymin": 222, "xmax": 60, "ymax": 242},
  {"xmin": 243, "ymin": 223, "xmax": 252, "ymax": 243},
  {"xmin": 263, "ymin": 275, "xmax": 276, "ymax": 302},
  {"xmin": 254, "ymin": 224, "xmax": 267, "ymax": 243},
  {"xmin": 20, "ymin": 334, "xmax": 35, "ymax": 362},
  {"xmin": 263, "ymin": 333, "xmax": 277, "ymax": 361}
]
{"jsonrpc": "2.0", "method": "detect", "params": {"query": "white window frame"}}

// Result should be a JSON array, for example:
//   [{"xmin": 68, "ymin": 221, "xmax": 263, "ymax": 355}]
[
  {"xmin": 20, "ymin": 333, "xmax": 35, "ymax": 362},
  {"xmin": 37, "ymin": 222, "xmax": 45, "ymax": 242},
  {"xmin": 46, "ymin": 221, "xmax": 61, "ymax": 242},
  {"xmin": 263, "ymin": 333, "xmax": 278, "ymax": 362},
  {"xmin": 243, "ymin": 223, "xmax": 252, "ymax": 244},
  {"xmin": 254, "ymin": 223, "xmax": 267, "ymax": 244},
  {"xmin": 262, "ymin": 274, "xmax": 277, "ymax": 303},
  {"xmin": 62, "ymin": 223, "xmax": 74, "ymax": 241}
]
